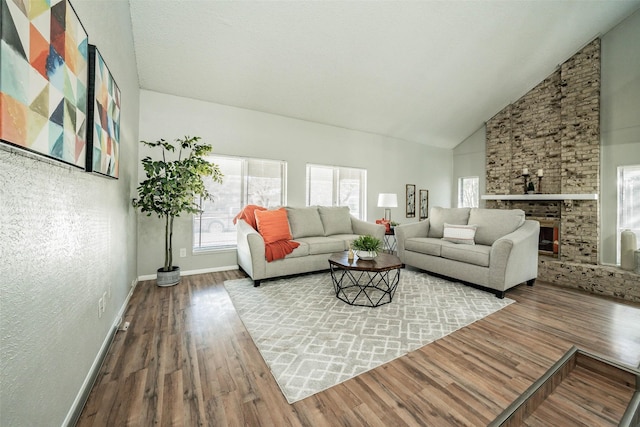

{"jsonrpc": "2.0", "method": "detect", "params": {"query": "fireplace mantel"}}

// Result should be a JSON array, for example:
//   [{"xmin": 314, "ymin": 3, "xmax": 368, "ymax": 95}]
[
  {"xmin": 481, "ymin": 194, "xmax": 598, "ymax": 201},
  {"xmin": 482, "ymin": 193, "xmax": 598, "ymax": 211}
]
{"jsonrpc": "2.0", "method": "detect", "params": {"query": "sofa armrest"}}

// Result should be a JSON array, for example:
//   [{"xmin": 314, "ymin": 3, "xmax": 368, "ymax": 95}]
[
  {"xmin": 236, "ymin": 219, "xmax": 267, "ymax": 281},
  {"xmin": 395, "ymin": 220, "xmax": 430, "ymax": 259},
  {"xmin": 351, "ymin": 217, "xmax": 386, "ymax": 241},
  {"xmin": 489, "ymin": 220, "xmax": 540, "ymax": 290}
]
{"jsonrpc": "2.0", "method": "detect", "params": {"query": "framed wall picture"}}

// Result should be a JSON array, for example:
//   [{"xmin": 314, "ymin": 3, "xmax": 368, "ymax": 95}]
[
  {"xmin": 406, "ymin": 184, "xmax": 415, "ymax": 218},
  {"xmin": 419, "ymin": 189, "xmax": 429, "ymax": 220},
  {"xmin": 87, "ymin": 45, "xmax": 121, "ymax": 178},
  {"xmin": 0, "ymin": 0, "xmax": 89, "ymax": 168}
]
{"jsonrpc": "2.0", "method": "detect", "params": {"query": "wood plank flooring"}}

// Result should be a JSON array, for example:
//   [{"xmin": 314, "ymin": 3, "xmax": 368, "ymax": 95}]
[{"xmin": 77, "ymin": 268, "xmax": 640, "ymax": 426}]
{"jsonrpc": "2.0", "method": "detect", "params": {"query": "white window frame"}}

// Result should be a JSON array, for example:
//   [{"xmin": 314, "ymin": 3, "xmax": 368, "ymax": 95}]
[
  {"xmin": 306, "ymin": 164, "xmax": 367, "ymax": 220},
  {"xmin": 193, "ymin": 155, "xmax": 287, "ymax": 251},
  {"xmin": 616, "ymin": 165, "xmax": 640, "ymax": 264},
  {"xmin": 458, "ymin": 176, "xmax": 479, "ymax": 208}
]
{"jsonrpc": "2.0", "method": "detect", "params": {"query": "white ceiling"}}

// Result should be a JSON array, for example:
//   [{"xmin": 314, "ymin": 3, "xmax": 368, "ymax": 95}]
[{"xmin": 129, "ymin": 0, "xmax": 640, "ymax": 149}]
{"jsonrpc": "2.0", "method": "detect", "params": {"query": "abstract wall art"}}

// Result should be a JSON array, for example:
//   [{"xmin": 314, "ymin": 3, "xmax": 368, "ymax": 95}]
[
  {"xmin": 87, "ymin": 44, "xmax": 120, "ymax": 178},
  {"xmin": 406, "ymin": 184, "xmax": 415, "ymax": 218},
  {"xmin": 0, "ymin": 0, "xmax": 89, "ymax": 168},
  {"xmin": 419, "ymin": 189, "xmax": 429, "ymax": 220}
]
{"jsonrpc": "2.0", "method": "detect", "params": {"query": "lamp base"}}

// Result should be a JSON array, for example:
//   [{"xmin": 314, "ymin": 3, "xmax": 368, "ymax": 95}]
[{"xmin": 384, "ymin": 209, "xmax": 391, "ymax": 221}]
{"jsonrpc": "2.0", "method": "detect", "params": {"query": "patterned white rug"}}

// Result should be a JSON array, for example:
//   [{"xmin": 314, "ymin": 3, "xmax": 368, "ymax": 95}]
[{"xmin": 224, "ymin": 269, "xmax": 514, "ymax": 403}]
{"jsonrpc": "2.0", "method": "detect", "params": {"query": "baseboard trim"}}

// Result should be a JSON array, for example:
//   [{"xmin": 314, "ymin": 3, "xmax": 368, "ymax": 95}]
[
  {"xmin": 138, "ymin": 265, "xmax": 239, "ymax": 282},
  {"xmin": 63, "ymin": 278, "xmax": 139, "ymax": 427}
]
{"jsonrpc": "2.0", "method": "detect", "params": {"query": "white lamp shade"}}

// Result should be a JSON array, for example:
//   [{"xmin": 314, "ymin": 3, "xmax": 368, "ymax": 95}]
[{"xmin": 377, "ymin": 193, "xmax": 398, "ymax": 208}]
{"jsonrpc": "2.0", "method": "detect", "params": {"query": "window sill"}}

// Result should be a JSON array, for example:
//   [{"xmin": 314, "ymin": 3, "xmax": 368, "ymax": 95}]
[{"xmin": 192, "ymin": 246, "xmax": 236, "ymax": 255}]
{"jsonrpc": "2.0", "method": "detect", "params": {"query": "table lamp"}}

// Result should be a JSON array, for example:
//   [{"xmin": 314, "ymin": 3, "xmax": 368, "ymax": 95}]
[{"xmin": 377, "ymin": 193, "xmax": 398, "ymax": 221}]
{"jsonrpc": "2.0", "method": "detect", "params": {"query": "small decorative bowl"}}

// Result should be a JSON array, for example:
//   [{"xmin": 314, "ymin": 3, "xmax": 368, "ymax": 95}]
[{"xmin": 356, "ymin": 250, "xmax": 378, "ymax": 260}]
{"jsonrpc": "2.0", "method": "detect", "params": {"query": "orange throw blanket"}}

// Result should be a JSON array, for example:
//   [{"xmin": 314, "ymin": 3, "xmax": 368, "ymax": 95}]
[
  {"xmin": 233, "ymin": 204, "xmax": 266, "ymax": 229},
  {"xmin": 264, "ymin": 240, "xmax": 300, "ymax": 263},
  {"xmin": 233, "ymin": 205, "xmax": 299, "ymax": 262}
]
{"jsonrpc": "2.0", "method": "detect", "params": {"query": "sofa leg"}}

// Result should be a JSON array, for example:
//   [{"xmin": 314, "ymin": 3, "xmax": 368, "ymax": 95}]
[
  {"xmin": 254, "ymin": 280, "xmax": 261, "ymax": 287},
  {"xmin": 526, "ymin": 278, "xmax": 535, "ymax": 287},
  {"xmin": 496, "ymin": 290, "xmax": 505, "ymax": 299}
]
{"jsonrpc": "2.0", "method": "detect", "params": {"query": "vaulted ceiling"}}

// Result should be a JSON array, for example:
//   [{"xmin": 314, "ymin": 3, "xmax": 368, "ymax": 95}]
[{"xmin": 128, "ymin": 1, "xmax": 640, "ymax": 149}]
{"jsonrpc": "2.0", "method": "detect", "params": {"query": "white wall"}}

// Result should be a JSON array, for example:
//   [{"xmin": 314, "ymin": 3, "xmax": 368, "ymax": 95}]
[
  {"xmin": 137, "ymin": 90, "xmax": 452, "ymax": 276},
  {"xmin": 0, "ymin": 2, "xmax": 139, "ymax": 426},
  {"xmin": 452, "ymin": 126, "xmax": 486, "ymax": 207},
  {"xmin": 600, "ymin": 9, "xmax": 640, "ymax": 264}
]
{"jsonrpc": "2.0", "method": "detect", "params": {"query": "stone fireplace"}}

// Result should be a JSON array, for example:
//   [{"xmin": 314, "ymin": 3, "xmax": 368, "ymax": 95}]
[
  {"xmin": 484, "ymin": 38, "xmax": 638, "ymax": 303},
  {"xmin": 538, "ymin": 219, "xmax": 559, "ymax": 258}
]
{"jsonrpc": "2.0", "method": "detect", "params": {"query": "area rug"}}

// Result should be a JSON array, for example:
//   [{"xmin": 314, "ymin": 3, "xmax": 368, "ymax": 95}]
[{"xmin": 224, "ymin": 270, "xmax": 514, "ymax": 403}]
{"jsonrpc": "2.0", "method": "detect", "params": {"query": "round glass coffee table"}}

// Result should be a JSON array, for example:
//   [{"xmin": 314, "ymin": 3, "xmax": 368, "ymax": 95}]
[{"xmin": 328, "ymin": 251, "xmax": 402, "ymax": 307}]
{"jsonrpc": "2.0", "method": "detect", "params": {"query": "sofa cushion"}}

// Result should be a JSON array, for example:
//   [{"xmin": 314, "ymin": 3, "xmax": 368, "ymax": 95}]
[
  {"xmin": 442, "ymin": 223, "xmax": 477, "ymax": 245},
  {"xmin": 405, "ymin": 237, "xmax": 442, "ymax": 257},
  {"xmin": 428, "ymin": 207, "xmax": 471, "ymax": 238},
  {"xmin": 319, "ymin": 206, "xmax": 353, "ymax": 236},
  {"xmin": 468, "ymin": 208, "xmax": 525, "ymax": 245},
  {"xmin": 284, "ymin": 242, "xmax": 310, "ymax": 258},
  {"xmin": 440, "ymin": 241, "xmax": 491, "ymax": 267},
  {"xmin": 294, "ymin": 236, "xmax": 345, "ymax": 255},
  {"xmin": 286, "ymin": 207, "xmax": 325, "ymax": 238},
  {"xmin": 329, "ymin": 234, "xmax": 362, "ymax": 251},
  {"xmin": 254, "ymin": 208, "xmax": 292, "ymax": 244}
]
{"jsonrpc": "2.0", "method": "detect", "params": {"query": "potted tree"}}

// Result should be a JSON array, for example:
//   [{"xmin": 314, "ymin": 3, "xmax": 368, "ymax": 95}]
[
  {"xmin": 351, "ymin": 235, "xmax": 383, "ymax": 260},
  {"xmin": 133, "ymin": 136, "xmax": 223, "ymax": 286}
]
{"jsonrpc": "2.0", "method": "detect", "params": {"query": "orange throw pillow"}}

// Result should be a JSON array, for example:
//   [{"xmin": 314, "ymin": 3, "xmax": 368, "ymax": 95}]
[{"xmin": 254, "ymin": 208, "xmax": 292, "ymax": 244}]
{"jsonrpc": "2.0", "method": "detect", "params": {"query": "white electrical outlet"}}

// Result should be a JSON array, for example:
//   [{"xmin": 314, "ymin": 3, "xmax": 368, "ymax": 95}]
[{"xmin": 180, "ymin": 248, "xmax": 187, "ymax": 258}]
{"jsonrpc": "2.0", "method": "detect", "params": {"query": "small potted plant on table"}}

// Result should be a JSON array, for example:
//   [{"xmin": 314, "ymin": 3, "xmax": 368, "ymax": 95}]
[{"xmin": 351, "ymin": 235, "xmax": 383, "ymax": 260}]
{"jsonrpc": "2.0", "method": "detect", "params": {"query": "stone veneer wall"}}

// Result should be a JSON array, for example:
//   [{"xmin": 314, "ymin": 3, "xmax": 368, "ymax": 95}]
[{"xmin": 486, "ymin": 39, "xmax": 638, "ymax": 303}]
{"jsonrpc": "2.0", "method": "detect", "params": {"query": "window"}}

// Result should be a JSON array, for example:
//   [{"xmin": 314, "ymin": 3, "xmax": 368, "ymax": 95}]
[
  {"xmin": 193, "ymin": 155, "xmax": 287, "ymax": 250},
  {"xmin": 617, "ymin": 165, "xmax": 640, "ymax": 263},
  {"xmin": 458, "ymin": 176, "xmax": 479, "ymax": 208},
  {"xmin": 306, "ymin": 164, "xmax": 367, "ymax": 220}
]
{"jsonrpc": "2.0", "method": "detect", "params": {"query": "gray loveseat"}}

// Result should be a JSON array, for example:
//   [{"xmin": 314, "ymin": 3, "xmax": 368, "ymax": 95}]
[
  {"xmin": 237, "ymin": 206, "xmax": 385, "ymax": 286},
  {"xmin": 395, "ymin": 207, "xmax": 540, "ymax": 298}
]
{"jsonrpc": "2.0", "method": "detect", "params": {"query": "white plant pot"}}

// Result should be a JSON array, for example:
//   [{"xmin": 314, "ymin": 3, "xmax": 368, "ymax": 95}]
[{"xmin": 356, "ymin": 250, "xmax": 378, "ymax": 261}]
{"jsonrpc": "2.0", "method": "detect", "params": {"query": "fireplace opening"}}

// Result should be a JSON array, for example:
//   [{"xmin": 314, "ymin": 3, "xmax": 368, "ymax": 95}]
[{"xmin": 538, "ymin": 219, "xmax": 559, "ymax": 258}]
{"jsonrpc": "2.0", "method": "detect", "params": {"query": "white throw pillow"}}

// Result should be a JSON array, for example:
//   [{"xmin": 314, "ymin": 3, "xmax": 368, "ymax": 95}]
[
  {"xmin": 442, "ymin": 223, "xmax": 477, "ymax": 245},
  {"xmin": 428, "ymin": 207, "xmax": 471, "ymax": 238}
]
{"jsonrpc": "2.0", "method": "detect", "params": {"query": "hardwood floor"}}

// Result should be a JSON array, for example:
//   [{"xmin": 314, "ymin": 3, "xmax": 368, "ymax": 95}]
[{"xmin": 77, "ymin": 268, "xmax": 640, "ymax": 426}]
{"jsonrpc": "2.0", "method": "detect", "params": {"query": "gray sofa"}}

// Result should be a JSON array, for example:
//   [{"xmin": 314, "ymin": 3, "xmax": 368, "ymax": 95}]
[
  {"xmin": 395, "ymin": 207, "xmax": 540, "ymax": 298},
  {"xmin": 237, "ymin": 206, "xmax": 385, "ymax": 286}
]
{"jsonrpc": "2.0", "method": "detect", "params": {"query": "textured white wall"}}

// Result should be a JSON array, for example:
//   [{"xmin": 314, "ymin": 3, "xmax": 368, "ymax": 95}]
[
  {"xmin": 600, "ymin": 9, "xmax": 640, "ymax": 264},
  {"xmin": 0, "ymin": 2, "xmax": 140, "ymax": 426},
  {"xmin": 137, "ymin": 90, "xmax": 453, "ymax": 276}
]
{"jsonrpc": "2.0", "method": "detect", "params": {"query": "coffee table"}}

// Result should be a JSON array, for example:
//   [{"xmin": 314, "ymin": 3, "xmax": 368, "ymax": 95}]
[{"xmin": 328, "ymin": 251, "xmax": 402, "ymax": 307}]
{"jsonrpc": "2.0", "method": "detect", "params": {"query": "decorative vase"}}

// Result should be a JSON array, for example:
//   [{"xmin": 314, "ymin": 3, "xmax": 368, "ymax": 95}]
[
  {"xmin": 620, "ymin": 230, "xmax": 637, "ymax": 271},
  {"xmin": 356, "ymin": 250, "xmax": 378, "ymax": 261},
  {"xmin": 157, "ymin": 266, "xmax": 181, "ymax": 287},
  {"xmin": 635, "ymin": 250, "xmax": 640, "ymax": 274}
]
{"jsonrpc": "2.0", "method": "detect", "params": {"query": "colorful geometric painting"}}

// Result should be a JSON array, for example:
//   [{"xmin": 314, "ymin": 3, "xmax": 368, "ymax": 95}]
[
  {"xmin": 87, "ymin": 45, "xmax": 120, "ymax": 178},
  {"xmin": 0, "ymin": 0, "xmax": 88, "ymax": 168}
]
